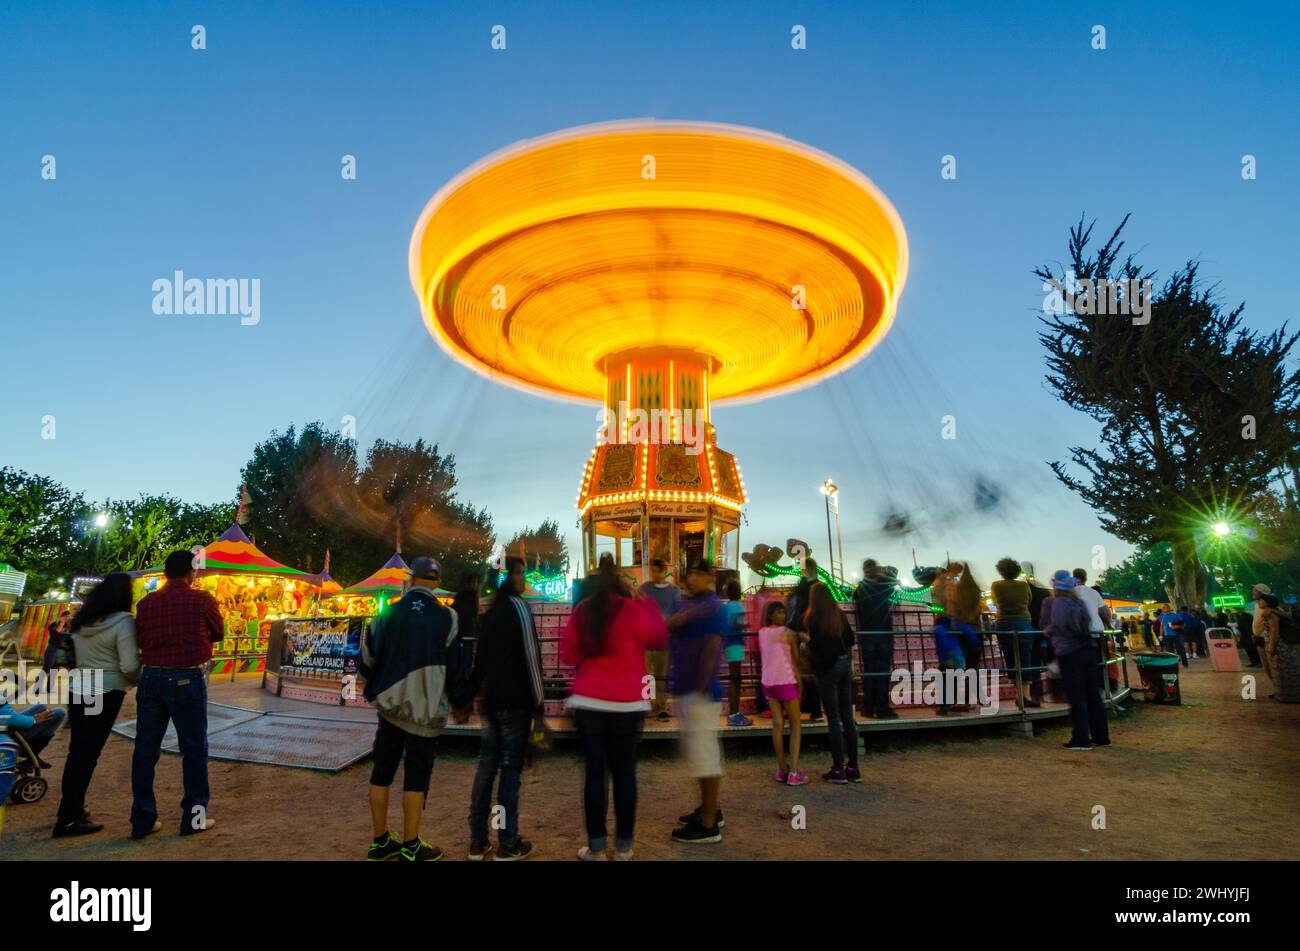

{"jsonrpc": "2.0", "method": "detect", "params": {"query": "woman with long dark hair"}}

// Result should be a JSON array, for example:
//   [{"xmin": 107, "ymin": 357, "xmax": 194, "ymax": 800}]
[
  {"xmin": 561, "ymin": 559, "xmax": 667, "ymax": 860},
  {"xmin": 54, "ymin": 571, "xmax": 140, "ymax": 838},
  {"xmin": 803, "ymin": 582, "xmax": 860, "ymax": 784}
]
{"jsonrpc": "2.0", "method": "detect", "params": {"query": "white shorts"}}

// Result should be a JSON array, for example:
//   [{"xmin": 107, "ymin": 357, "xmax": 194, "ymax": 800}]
[{"xmin": 677, "ymin": 694, "xmax": 724, "ymax": 779}]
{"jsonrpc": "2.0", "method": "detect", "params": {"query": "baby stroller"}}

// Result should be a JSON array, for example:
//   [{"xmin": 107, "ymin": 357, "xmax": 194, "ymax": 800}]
[{"xmin": 2, "ymin": 730, "xmax": 49, "ymax": 805}]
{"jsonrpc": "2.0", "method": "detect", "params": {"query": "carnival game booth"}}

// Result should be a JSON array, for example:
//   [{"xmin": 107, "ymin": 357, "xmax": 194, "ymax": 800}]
[
  {"xmin": 133, "ymin": 524, "xmax": 319, "ymax": 677},
  {"xmin": 266, "ymin": 553, "xmax": 455, "ymax": 705}
]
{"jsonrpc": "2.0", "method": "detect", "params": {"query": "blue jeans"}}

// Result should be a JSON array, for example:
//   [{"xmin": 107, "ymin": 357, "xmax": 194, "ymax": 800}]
[
  {"xmin": 995, "ymin": 619, "xmax": 1037, "ymax": 691},
  {"xmin": 467, "ymin": 708, "xmax": 531, "ymax": 849},
  {"xmin": 1162, "ymin": 633, "xmax": 1188, "ymax": 665},
  {"xmin": 130, "ymin": 667, "xmax": 209, "ymax": 837}
]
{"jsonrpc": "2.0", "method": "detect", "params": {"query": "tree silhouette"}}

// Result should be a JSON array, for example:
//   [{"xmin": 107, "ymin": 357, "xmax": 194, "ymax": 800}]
[{"xmin": 1037, "ymin": 216, "xmax": 1300, "ymax": 608}]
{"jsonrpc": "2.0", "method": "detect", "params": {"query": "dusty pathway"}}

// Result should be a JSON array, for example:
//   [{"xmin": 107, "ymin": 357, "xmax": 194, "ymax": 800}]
[{"xmin": 4, "ymin": 662, "xmax": 1296, "ymax": 861}]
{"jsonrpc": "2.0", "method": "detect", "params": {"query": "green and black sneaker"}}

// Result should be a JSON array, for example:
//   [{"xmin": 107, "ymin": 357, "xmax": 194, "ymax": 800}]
[
  {"xmin": 399, "ymin": 838, "xmax": 444, "ymax": 862},
  {"xmin": 367, "ymin": 831, "xmax": 403, "ymax": 861}
]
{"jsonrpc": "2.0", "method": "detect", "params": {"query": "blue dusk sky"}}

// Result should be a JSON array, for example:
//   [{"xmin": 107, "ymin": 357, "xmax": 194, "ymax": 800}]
[{"xmin": 2, "ymin": 1, "xmax": 1297, "ymax": 586}]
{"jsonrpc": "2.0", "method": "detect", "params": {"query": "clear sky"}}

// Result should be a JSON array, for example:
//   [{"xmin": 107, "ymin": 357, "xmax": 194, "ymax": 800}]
[{"xmin": 2, "ymin": 1, "xmax": 1297, "ymax": 587}]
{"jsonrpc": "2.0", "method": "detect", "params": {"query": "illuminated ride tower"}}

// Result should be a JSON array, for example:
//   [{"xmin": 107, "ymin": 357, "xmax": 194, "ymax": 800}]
[{"xmin": 409, "ymin": 121, "xmax": 907, "ymax": 583}]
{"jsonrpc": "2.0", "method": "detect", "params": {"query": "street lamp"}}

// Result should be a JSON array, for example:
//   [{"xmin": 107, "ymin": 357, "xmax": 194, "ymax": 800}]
[
  {"xmin": 92, "ymin": 511, "xmax": 110, "ymax": 572},
  {"xmin": 819, "ymin": 479, "xmax": 843, "ymax": 584}
]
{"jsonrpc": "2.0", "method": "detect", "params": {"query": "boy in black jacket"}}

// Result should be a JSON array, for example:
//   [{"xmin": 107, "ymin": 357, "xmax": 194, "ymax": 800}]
[{"xmin": 466, "ymin": 557, "xmax": 545, "ymax": 860}]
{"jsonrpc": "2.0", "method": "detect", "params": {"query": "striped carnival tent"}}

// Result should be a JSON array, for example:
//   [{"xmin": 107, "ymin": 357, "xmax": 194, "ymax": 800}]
[
  {"xmin": 131, "ymin": 523, "xmax": 319, "ymax": 583},
  {"xmin": 196, "ymin": 524, "xmax": 319, "ymax": 580},
  {"xmin": 337, "ymin": 552, "xmax": 411, "ymax": 598}
]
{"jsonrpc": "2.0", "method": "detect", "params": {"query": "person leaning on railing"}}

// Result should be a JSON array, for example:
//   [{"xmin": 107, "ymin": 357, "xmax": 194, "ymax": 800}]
[
  {"xmin": 852, "ymin": 560, "xmax": 899, "ymax": 719},
  {"xmin": 990, "ymin": 558, "xmax": 1040, "ymax": 708}
]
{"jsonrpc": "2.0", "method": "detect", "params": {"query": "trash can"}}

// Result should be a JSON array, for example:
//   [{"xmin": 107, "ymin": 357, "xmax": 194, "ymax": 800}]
[{"xmin": 1132, "ymin": 651, "xmax": 1181, "ymax": 704}]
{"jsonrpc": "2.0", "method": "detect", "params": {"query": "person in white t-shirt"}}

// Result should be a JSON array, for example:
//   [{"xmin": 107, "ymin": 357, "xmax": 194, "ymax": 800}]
[{"xmin": 1071, "ymin": 569, "xmax": 1112, "ymax": 635}]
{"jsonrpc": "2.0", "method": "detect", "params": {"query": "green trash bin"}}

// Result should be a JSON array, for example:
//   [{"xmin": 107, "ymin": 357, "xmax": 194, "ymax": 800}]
[{"xmin": 1132, "ymin": 651, "xmax": 1181, "ymax": 705}]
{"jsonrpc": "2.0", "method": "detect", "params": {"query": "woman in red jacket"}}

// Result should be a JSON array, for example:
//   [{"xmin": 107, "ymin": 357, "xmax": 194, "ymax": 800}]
[{"xmin": 561, "ymin": 561, "xmax": 669, "ymax": 860}]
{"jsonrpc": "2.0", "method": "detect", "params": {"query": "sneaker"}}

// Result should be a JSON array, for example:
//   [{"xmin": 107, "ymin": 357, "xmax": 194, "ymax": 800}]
[
  {"xmin": 656, "ymin": 711, "xmax": 671, "ymax": 722},
  {"xmin": 577, "ymin": 846, "xmax": 607, "ymax": 861},
  {"xmin": 1023, "ymin": 698, "xmax": 1041, "ymax": 708},
  {"xmin": 786, "ymin": 769, "xmax": 809, "ymax": 786},
  {"xmin": 876, "ymin": 710, "xmax": 900, "ymax": 720},
  {"xmin": 726, "ymin": 713, "xmax": 754, "ymax": 727},
  {"xmin": 52, "ymin": 818, "xmax": 104, "ymax": 839},
  {"xmin": 1093, "ymin": 740, "xmax": 1112, "ymax": 747},
  {"xmin": 1062, "ymin": 742, "xmax": 1094, "ymax": 752},
  {"xmin": 495, "ymin": 837, "xmax": 534, "ymax": 861},
  {"xmin": 677, "ymin": 806, "xmax": 725, "ymax": 828},
  {"xmin": 613, "ymin": 848, "xmax": 634, "ymax": 861},
  {"xmin": 671, "ymin": 820, "xmax": 722, "ymax": 844},
  {"xmin": 823, "ymin": 767, "xmax": 848, "ymax": 784},
  {"xmin": 845, "ymin": 765, "xmax": 863, "ymax": 783},
  {"xmin": 399, "ymin": 838, "xmax": 444, "ymax": 861},
  {"xmin": 37, "ymin": 756, "xmax": 53, "ymax": 770},
  {"xmin": 808, "ymin": 714, "xmax": 824, "ymax": 722},
  {"xmin": 367, "ymin": 831, "xmax": 403, "ymax": 861},
  {"xmin": 467, "ymin": 839, "xmax": 494, "ymax": 861},
  {"xmin": 773, "ymin": 769, "xmax": 789, "ymax": 783}
]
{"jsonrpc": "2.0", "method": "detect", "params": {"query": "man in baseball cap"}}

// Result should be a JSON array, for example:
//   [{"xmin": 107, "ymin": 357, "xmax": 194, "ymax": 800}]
[
  {"xmin": 359, "ymin": 554, "xmax": 457, "ymax": 861},
  {"xmin": 409, "ymin": 556, "xmax": 442, "ymax": 582}
]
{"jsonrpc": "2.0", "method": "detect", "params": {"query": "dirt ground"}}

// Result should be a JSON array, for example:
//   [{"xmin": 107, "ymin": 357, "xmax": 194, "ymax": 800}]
[{"xmin": 3, "ymin": 661, "xmax": 1297, "ymax": 861}]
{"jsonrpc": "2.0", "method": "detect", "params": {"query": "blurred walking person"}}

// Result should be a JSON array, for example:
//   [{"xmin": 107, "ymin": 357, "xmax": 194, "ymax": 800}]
[
  {"xmin": 669, "ymin": 559, "xmax": 727, "ymax": 843},
  {"xmin": 562, "ymin": 558, "xmax": 667, "ymax": 860}
]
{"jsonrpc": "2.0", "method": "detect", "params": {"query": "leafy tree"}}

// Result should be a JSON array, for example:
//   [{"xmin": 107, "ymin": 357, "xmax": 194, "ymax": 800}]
[
  {"xmin": 0, "ymin": 467, "xmax": 93, "ymax": 593},
  {"xmin": 355, "ymin": 438, "xmax": 495, "ymax": 587},
  {"xmin": 240, "ymin": 425, "xmax": 495, "ymax": 587},
  {"xmin": 504, "ymin": 519, "xmax": 570, "ymax": 576},
  {"xmin": 1038, "ymin": 216, "xmax": 1300, "ymax": 609},
  {"xmin": 97, "ymin": 495, "xmax": 238, "ymax": 572},
  {"xmin": 240, "ymin": 422, "xmax": 361, "ymax": 576},
  {"xmin": 1098, "ymin": 543, "xmax": 1174, "ymax": 602}
]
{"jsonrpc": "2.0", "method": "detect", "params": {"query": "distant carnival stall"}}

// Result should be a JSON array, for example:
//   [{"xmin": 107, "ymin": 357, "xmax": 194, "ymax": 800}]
[{"xmin": 132, "ymin": 524, "xmax": 320, "ymax": 676}]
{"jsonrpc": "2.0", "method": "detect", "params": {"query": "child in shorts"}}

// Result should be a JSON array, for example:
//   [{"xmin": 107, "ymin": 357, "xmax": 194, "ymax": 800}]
[{"xmin": 758, "ymin": 601, "xmax": 807, "ymax": 785}]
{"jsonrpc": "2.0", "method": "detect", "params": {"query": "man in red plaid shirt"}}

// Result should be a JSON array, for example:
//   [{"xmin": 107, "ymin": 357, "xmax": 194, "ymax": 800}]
[{"xmin": 129, "ymin": 549, "xmax": 224, "ymax": 839}]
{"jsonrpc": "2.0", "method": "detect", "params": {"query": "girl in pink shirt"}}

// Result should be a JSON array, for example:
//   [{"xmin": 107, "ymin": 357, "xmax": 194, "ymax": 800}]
[{"xmin": 758, "ymin": 601, "xmax": 807, "ymax": 785}]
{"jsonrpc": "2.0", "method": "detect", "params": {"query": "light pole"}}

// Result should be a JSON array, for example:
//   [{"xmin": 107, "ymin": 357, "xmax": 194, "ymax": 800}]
[
  {"xmin": 93, "ymin": 512, "xmax": 109, "ymax": 573},
  {"xmin": 820, "ymin": 479, "xmax": 842, "ymax": 584}
]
